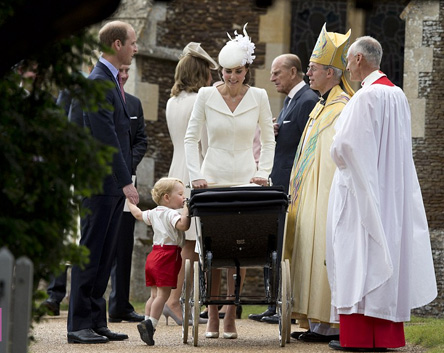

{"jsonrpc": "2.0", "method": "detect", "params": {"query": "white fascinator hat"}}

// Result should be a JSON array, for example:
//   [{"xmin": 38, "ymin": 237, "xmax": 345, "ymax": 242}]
[
  {"xmin": 218, "ymin": 23, "xmax": 256, "ymax": 69},
  {"xmin": 182, "ymin": 42, "xmax": 219, "ymax": 70}
]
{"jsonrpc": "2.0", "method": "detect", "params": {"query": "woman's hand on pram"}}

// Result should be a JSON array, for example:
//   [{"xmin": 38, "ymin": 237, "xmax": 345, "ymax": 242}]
[
  {"xmin": 249, "ymin": 177, "xmax": 268, "ymax": 186},
  {"xmin": 191, "ymin": 179, "xmax": 208, "ymax": 189}
]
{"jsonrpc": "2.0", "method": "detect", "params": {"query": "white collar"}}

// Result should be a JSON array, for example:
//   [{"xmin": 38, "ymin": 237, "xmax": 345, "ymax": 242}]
[
  {"xmin": 288, "ymin": 80, "xmax": 307, "ymax": 99},
  {"xmin": 361, "ymin": 70, "xmax": 386, "ymax": 87},
  {"xmin": 99, "ymin": 56, "xmax": 119, "ymax": 81}
]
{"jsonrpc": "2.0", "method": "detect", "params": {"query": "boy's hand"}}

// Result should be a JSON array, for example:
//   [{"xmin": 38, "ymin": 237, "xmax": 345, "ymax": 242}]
[{"xmin": 126, "ymin": 198, "xmax": 143, "ymax": 221}]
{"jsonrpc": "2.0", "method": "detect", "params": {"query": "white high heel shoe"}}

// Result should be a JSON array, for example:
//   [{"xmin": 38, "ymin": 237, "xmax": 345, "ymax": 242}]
[
  {"xmin": 205, "ymin": 331, "xmax": 220, "ymax": 338},
  {"xmin": 205, "ymin": 317, "xmax": 220, "ymax": 338},
  {"xmin": 223, "ymin": 332, "xmax": 238, "ymax": 339}
]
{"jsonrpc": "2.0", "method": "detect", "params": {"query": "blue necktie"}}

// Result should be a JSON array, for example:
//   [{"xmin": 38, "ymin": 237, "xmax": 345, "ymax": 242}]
[{"xmin": 277, "ymin": 96, "xmax": 290, "ymax": 124}]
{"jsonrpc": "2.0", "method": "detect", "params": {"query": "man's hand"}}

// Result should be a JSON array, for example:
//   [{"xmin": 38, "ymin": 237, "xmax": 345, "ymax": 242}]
[
  {"xmin": 272, "ymin": 117, "xmax": 279, "ymax": 136},
  {"xmin": 123, "ymin": 184, "xmax": 139, "ymax": 205}
]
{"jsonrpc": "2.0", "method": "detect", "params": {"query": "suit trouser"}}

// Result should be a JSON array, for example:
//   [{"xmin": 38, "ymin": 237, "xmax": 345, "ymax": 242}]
[
  {"xmin": 108, "ymin": 211, "xmax": 136, "ymax": 317},
  {"xmin": 47, "ymin": 268, "xmax": 68, "ymax": 303},
  {"xmin": 264, "ymin": 211, "xmax": 286, "ymax": 312},
  {"xmin": 67, "ymin": 195, "xmax": 124, "ymax": 332}
]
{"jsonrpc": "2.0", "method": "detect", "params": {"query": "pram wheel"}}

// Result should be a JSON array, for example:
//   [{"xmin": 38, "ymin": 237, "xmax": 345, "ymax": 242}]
[
  {"xmin": 284, "ymin": 259, "xmax": 292, "ymax": 343},
  {"xmin": 181, "ymin": 259, "xmax": 191, "ymax": 343},
  {"xmin": 192, "ymin": 261, "xmax": 200, "ymax": 346},
  {"xmin": 278, "ymin": 260, "xmax": 291, "ymax": 347}
]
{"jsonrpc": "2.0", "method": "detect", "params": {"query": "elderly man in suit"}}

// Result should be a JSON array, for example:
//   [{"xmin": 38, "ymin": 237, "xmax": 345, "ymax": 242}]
[
  {"xmin": 249, "ymin": 53, "xmax": 318, "ymax": 324},
  {"xmin": 108, "ymin": 64, "xmax": 147, "ymax": 323},
  {"xmin": 67, "ymin": 20, "xmax": 139, "ymax": 344}
]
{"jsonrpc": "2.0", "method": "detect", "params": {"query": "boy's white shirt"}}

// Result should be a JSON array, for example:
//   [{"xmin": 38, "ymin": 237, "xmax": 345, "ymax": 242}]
[{"xmin": 142, "ymin": 206, "xmax": 185, "ymax": 247}]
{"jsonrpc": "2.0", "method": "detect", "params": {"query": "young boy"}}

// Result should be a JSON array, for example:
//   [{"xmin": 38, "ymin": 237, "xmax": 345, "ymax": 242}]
[{"xmin": 127, "ymin": 177, "xmax": 190, "ymax": 346}]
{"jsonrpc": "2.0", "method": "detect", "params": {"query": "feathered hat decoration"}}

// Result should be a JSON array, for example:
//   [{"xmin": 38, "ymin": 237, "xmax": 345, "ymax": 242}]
[{"xmin": 218, "ymin": 23, "xmax": 256, "ymax": 69}]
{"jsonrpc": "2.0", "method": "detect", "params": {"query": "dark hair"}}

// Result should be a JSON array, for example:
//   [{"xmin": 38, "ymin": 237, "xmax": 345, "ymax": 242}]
[
  {"xmin": 218, "ymin": 64, "xmax": 250, "ymax": 85},
  {"xmin": 170, "ymin": 55, "xmax": 211, "ymax": 97}
]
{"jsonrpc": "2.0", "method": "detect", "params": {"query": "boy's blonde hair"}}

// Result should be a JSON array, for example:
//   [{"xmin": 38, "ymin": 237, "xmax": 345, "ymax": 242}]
[{"xmin": 151, "ymin": 177, "xmax": 184, "ymax": 205}]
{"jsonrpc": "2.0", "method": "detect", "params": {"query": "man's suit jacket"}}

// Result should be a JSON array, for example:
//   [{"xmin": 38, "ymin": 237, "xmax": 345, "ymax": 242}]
[
  {"xmin": 125, "ymin": 92, "xmax": 147, "ymax": 175},
  {"xmin": 84, "ymin": 61, "xmax": 132, "ymax": 196},
  {"xmin": 270, "ymin": 84, "xmax": 318, "ymax": 194}
]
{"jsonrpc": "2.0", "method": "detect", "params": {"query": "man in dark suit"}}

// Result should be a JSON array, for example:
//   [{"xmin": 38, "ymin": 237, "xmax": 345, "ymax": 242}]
[
  {"xmin": 67, "ymin": 20, "xmax": 139, "ymax": 344},
  {"xmin": 108, "ymin": 64, "xmax": 147, "ymax": 323},
  {"xmin": 249, "ymin": 53, "xmax": 318, "ymax": 324}
]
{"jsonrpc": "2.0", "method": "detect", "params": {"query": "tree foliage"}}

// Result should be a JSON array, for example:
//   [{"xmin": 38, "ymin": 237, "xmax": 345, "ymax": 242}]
[{"xmin": 0, "ymin": 29, "xmax": 116, "ymax": 319}]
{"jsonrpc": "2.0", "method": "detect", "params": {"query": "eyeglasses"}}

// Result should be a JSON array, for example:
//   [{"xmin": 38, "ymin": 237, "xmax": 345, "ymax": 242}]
[{"xmin": 307, "ymin": 65, "xmax": 331, "ymax": 73}]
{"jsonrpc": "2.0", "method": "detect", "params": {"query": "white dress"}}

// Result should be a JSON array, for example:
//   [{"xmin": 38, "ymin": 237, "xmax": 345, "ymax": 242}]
[
  {"xmin": 166, "ymin": 91, "xmax": 207, "ymax": 240},
  {"xmin": 184, "ymin": 86, "xmax": 275, "ymax": 185}
]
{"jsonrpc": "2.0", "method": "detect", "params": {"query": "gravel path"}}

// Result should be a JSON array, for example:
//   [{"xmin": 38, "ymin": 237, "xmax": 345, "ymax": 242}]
[{"xmin": 30, "ymin": 311, "xmax": 427, "ymax": 353}]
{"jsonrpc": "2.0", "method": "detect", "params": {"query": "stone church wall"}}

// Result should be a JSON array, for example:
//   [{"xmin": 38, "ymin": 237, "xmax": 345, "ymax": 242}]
[{"xmin": 407, "ymin": 0, "xmax": 444, "ymax": 317}]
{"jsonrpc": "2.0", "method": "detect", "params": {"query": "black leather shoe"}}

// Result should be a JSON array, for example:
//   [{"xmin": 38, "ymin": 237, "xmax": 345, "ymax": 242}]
[
  {"xmin": 260, "ymin": 313, "xmax": 279, "ymax": 324},
  {"xmin": 298, "ymin": 331, "xmax": 339, "ymax": 343},
  {"xmin": 236, "ymin": 305, "xmax": 243, "ymax": 319},
  {"xmin": 41, "ymin": 299, "xmax": 60, "ymax": 316},
  {"xmin": 94, "ymin": 327, "xmax": 128, "ymax": 341},
  {"xmin": 137, "ymin": 319, "xmax": 155, "ymax": 346},
  {"xmin": 109, "ymin": 311, "xmax": 144, "ymax": 322},
  {"xmin": 201, "ymin": 310, "xmax": 225, "ymax": 319},
  {"xmin": 248, "ymin": 308, "xmax": 276, "ymax": 322},
  {"xmin": 290, "ymin": 330, "xmax": 307, "ymax": 340},
  {"xmin": 201, "ymin": 305, "xmax": 225, "ymax": 319},
  {"xmin": 329, "ymin": 340, "xmax": 388, "ymax": 352},
  {"xmin": 67, "ymin": 329, "xmax": 109, "ymax": 344}
]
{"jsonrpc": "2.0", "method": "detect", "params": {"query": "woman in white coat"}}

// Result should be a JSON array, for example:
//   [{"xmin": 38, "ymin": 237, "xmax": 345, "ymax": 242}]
[
  {"xmin": 163, "ymin": 42, "xmax": 218, "ymax": 325},
  {"xmin": 184, "ymin": 24, "xmax": 275, "ymax": 339}
]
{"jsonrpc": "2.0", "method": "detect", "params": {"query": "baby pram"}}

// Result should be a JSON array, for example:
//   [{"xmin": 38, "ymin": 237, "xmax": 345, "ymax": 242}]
[{"xmin": 181, "ymin": 185, "xmax": 292, "ymax": 346}]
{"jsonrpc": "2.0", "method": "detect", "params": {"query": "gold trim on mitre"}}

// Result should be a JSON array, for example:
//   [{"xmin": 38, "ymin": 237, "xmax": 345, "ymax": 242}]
[{"xmin": 310, "ymin": 23, "xmax": 351, "ymax": 71}]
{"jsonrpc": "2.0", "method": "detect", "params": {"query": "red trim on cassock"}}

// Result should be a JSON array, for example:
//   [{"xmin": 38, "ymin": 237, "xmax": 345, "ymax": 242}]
[
  {"xmin": 372, "ymin": 76, "xmax": 395, "ymax": 86},
  {"xmin": 339, "ymin": 314, "xmax": 405, "ymax": 348}
]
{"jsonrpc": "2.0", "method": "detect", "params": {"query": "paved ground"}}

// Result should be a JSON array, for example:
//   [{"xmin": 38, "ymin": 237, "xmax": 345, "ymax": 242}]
[{"xmin": 30, "ymin": 311, "xmax": 427, "ymax": 353}]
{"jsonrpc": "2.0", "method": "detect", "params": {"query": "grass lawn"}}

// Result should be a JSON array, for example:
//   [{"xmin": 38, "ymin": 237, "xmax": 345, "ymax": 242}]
[{"xmin": 405, "ymin": 316, "xmax": 444, "ymax": 353}]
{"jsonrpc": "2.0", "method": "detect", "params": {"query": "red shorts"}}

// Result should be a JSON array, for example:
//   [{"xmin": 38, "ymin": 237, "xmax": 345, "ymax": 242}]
[
  {"xmin": 340, "ymin": 314, "xmax": 405, "ymax": 348},
  {"xmin": 145, "ymin": 245, "xmax": 182, "ymax": 288}
]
